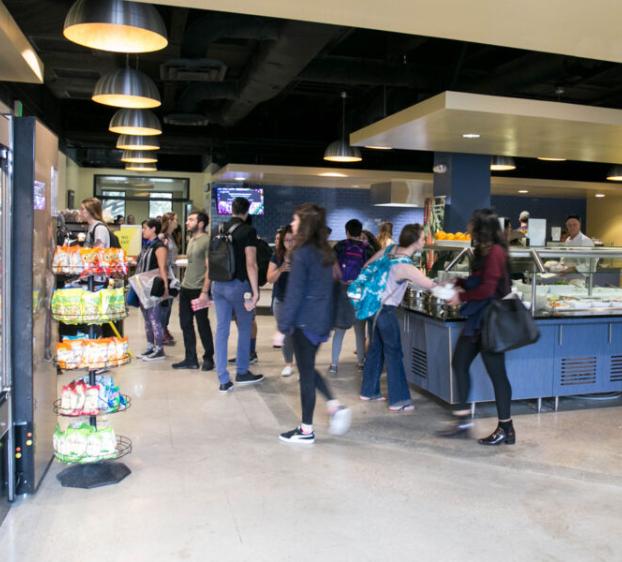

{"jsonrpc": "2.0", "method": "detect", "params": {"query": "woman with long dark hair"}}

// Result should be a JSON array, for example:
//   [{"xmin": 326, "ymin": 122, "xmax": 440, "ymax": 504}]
[
  {"xmin": 360, "ymin": 224, "xmax": 435, "ymax": 411},
  {"xmin": 441, "ymin": 208, "xmax": 515, "ymax": 445},
  {"xmin": 361, "ymin": 229, "xmax": 381, "ymax": 253},
  {"xmin": 136, "ymin": 218, "xmax": 169, "ymax": 362},
  {"xmin": 268, "ymin": 225, "xmax": 295, "ymax": 377},
  {"xmin": 276, "ymin": 204, "xmax": 351, "ymax": 444},
  {"xmin": 159, "ymin": 212, "xmax": 179, "ymax": 345}
]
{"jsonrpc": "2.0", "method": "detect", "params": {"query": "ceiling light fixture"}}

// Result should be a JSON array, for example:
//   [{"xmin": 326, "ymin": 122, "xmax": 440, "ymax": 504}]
[
  {"xmin": 364, "ymin": 145, "xmax": 392, "ymax": 150},
  {"xmin": 462, "ymin": 133, "xmax": 480, "ymax": 139},
  {"xmin": 116, "ymin": 134, "xmax": 159, "ymax": 150},
  {"xmin": 318, "ymin": 172, "xmax": 348, "ymax": 178},
  {"xmin": 126, "ymin": 164, "xmax": 157, "ymax": 172},
  {"xmin": 233, "ymin": 176, "xmax": 246, "ymax": 181},
  {"xmin": 606, "ymin": 165, "xmax": 622, "ymax": 181},
  {"xmin": 109, "ymin": 108, "xmax": 162, "ymax": 135},
  {"xmin": 93, "ymin": 67, "xmax": 161, "ymax": 109},
  {"xmin": 537, "ymin": 156, "xmax": 567, "ymax": 161},
  {"xmin": 324, "ymin": 92, "xmax": 362, "ymax": 163},
  {"xmin": 64, "ymin": 0, "xmax": 168, "ymax": 53},
  {"xmin": 595, "ymin": 193, "xmax": 606, "ymax": 198},
  {"xmin": 518, "ymin": 190, "xmax": 529, "ymax": 194},
  {"xmin": 121, "ymin": 150, "xmax": 157, "ymax": 163},
  {"xmin": 490, "ymin": 156, "xmax": 516, "ymax": 171}
]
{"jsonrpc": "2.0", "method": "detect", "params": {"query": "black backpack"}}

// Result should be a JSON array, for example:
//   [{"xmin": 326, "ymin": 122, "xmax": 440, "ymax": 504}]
[
  {"xmin": 208, "ymin": 222, "xmax": 241, "ymax": 282},
  {"xmin": 89, "ymin": 221, "xmax": 121, "ymax": 248},
  {"xmin": 256, "ymin": 238, "xmax": 273, "ymax": 287}
]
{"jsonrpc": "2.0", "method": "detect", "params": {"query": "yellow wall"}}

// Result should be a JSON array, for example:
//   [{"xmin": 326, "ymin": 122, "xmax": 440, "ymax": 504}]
[{"xmin": 587, "ymin": 195, "xmax": 622, "ymax": 246}]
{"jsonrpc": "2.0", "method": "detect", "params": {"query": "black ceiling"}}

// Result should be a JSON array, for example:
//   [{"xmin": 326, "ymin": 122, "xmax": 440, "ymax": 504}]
[{"xmin": 2, "ymin": 0, "xmax": 622, "ymax": 181}]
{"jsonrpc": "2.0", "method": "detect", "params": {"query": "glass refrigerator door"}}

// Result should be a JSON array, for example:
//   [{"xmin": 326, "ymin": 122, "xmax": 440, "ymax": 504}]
[{"xmin": 0, "ymin": 113, "xmax": 10, "ymax": 392}]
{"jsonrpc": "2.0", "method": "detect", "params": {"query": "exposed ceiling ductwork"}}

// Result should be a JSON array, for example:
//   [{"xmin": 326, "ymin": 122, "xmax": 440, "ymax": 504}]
[
  {"xmin": 160, "ymin": 58, "xmax": 227, "ymax": 82},
  {"xmin": 182, "ymin": 12, "xmax": 281, "ymax": 58}
]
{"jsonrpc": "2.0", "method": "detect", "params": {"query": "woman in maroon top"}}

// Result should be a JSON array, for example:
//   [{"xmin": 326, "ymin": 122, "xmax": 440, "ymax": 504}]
[{"xmin": 441, "ymin": 209, "xmax": 515, "ymax": 445}]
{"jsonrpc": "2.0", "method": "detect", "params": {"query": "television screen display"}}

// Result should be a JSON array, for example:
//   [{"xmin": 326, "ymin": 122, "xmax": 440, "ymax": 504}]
[{"xmin": 216, "ymin": 186, "xmax": 264, "ymax": 216}]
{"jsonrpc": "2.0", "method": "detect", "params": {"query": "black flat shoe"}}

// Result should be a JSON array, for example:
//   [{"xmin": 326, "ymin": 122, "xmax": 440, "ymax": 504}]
[
  {"xmin": 437, "ymin": 418, "xmax": 473, "ymax": 438},
  {"xmin": 478, "ymin": 426, "xmax": 516, "ymax": 446}
]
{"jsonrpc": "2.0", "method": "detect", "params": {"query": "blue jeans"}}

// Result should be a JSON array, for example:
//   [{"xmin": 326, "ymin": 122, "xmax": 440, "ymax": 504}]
[
  {"xmin": 360, "ymin": 306, "xmax": 411, "ymax": 406},
  {"xmin": 212, "ymin": 279, "xmax": 253, "ymax": 383}
]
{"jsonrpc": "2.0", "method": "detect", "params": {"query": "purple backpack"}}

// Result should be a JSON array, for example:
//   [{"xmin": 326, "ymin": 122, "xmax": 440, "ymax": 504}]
[{"xmin": 338, "ymin": 239, "xmax": 367, "ymax": 282}]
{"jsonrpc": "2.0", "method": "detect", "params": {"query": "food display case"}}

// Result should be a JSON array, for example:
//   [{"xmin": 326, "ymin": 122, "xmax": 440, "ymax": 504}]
[{"xmin": 399, "ymin": 244, "xmax": 622, "ymax": 410}]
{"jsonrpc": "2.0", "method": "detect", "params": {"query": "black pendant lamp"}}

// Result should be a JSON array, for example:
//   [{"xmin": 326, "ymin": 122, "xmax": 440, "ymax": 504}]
[
  {"xmin": 116, "ymin": 134, "xmax": 159, "ymax": 151},
  {"xmin": 126, "ymin": 163, "xmax": 157, "ymax": 172},
  {"xmin": 606, "ymin": 165, "xmax": 622, "ymax": 181},
  {"xmin": 109, "ymin": 109, "xmax": 161, "ymax": 135},
  {"xmin": 64, "ymin": 0, "xmax": 168, "ymax": 53},
  {"xmin": 121, "ymin": 150, "xmax": 157, "ymax": 163},
  {"xmin": 93, "ymin": 67, "xmax": 161, "ymax": 109},
  {"xmin": 324, "ymin": 92, "xmax": 362, "ymax": 163},
  {"xmin": 490, "ymin": 156, "xmax": 516, "ymax": 171}
]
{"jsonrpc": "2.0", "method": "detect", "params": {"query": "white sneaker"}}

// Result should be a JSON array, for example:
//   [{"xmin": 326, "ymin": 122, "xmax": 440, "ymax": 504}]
[
  {"xmin": 329, "ymin": 406, "xmax": 352, "ymax": 436},
  {"xmin": 281, "ymin": 365, "xmax": 294, "ymax": 377}
]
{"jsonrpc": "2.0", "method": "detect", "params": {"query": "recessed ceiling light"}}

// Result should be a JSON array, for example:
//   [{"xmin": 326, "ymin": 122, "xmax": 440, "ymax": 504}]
[
  {"xmin": 595, "ymin": 193, "xmax": 606, "ymax": 198},
  {"xmin": 518, "ymin": 190, "xmax": 529, "ymax": 194},
  {"xmin": 364, "ymin": 145, "xmax": 392, "ymax": 150},
  {"xmin": 318, "ymin": 172, "xmax": 347, "ymax": 178},
  {"xmin": 537, "ymin": 157, "xmax": 566, "ymax": 161},
  {"xmin": 462, "ymin": 133, "xmax": 480, "ymax": 139}
]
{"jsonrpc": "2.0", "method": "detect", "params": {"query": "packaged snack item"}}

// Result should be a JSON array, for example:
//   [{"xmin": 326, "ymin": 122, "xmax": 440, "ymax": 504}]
[
  {"xmin": 82, "ymin": 385, "xmax": 100, "ymax": 415},
  {"xmin": 81, "ymin": 290, "xmax": 100, "ymax": 320},
  {"xmin": 109, "ymin": 287, "xmax": 125, "ymax": 315},
  {"xmin": 60, "ymin": 385, "xmax": 74, "ymax": 414}
]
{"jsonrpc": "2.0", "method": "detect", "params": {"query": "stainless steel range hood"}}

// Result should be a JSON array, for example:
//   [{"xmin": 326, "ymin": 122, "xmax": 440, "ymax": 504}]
[{"xmin": 370, "ymin": 180, "xmax": 432, "ymax": 207}]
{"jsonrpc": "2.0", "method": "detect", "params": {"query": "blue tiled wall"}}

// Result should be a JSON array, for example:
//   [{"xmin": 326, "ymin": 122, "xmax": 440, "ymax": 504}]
[
  {"xmin": 491, "ymin": 196, "xmax": 587, "ymax": 232},
  {"xmin": 211, "ymin": 184, "xmax": 424, "ymax": 241}
]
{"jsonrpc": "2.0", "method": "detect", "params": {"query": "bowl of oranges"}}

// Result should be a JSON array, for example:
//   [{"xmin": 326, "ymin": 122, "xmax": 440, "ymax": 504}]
[{"xmin": 434, "ymin": 231, "xmax": 471, "ymax": 246}]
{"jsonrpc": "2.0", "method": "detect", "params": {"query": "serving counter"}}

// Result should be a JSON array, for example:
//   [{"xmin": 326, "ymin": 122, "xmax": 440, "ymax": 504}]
[{"xmin": 400, "ymin": 245, "xmax": 622, "ymax": 410}]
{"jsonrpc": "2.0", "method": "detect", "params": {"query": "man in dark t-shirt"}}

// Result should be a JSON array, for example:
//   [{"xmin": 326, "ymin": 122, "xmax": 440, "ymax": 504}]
[{"xmin": 211, "ymin": 197, "xmax": 264, "ymax": 391}]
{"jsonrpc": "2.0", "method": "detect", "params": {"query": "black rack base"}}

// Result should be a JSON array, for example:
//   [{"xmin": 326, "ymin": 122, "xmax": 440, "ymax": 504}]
[{"xmin": 57, "ymin": 461, "xmax": 131, "ymax": 489}]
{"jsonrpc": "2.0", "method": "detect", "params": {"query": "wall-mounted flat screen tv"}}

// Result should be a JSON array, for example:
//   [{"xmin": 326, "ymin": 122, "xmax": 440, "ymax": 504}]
[{"xmin": 216, "ymin": 186, "xmax": 264, "ymax": 216}]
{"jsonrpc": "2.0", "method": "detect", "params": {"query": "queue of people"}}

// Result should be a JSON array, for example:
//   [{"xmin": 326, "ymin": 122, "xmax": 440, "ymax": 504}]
[{"xmin": 80, "ymin": 195, "xmax": 533, "ymax": 448}]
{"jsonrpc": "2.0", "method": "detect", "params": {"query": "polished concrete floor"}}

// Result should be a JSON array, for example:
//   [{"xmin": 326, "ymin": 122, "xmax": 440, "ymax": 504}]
[{"xmin": 1, "ymin": 306, "xmax": 622, "ymax": 561}]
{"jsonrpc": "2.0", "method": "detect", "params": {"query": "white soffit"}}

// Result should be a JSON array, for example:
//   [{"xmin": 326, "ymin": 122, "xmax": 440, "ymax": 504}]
[
  {"xmin": 212, "ymin": 164, "xmax": 432, "ymax": 189},
  {"xmin": 350, "ymin": 91, "xmax": 622, "ymax": 164},
  {"xmin": 0, "ymin": 1, "xmax": 44, "ymax": 83},
  {"xmin": 134, "ymin": 0, "xmax": 622, "ymax": 64},
  {"xmin": 213, "ymin": 164, "xmax": 621, "ymax": 198}
]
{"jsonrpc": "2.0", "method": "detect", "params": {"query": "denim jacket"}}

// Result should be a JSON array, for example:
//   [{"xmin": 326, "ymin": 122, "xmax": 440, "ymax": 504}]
[{"xmin": 278, "ymin": 244, "xmax": 334, "ymax": 342}]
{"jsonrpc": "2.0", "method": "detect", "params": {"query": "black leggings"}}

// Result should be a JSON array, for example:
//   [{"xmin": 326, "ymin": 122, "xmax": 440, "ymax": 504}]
[
  {"xmin": 452, "ymin": 335, "xmax": 512, "ymax": 420},
  {"xmin": 292, "ymin": 329, "xmax": 334, "ymax": 425}
]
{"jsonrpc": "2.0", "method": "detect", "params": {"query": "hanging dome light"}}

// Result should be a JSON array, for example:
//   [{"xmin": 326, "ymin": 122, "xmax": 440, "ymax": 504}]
[
  {"xmin": 490, "ymin": 155, "xmax": 516, "ymax": 171},
  {"xmin": 93, "ymin": 67, "xmax": 161, "ymax": 109},
  {"xmin": 116, "ymin": 134, "xmax": 159, "ymax": 151},
  {"xmin": 64, "ymin": 0, "xmax": 168, "ymax": 53},
  {"xmin": 324, "ymin": 91, "xmax": 362, "ymax": 163},
  {"xmin": 324, "ymin": 140, "xmax": 362, "ymax": 163},
  {"xmin": 121, "ymin": 150, "xmax": 157, "ymax": 163},
  {"xmin": 126, "ymin": 163, "xmax": 157, "ymax": 172},
  {"xmin": 606, "ymin": 165, "xmax": 622, "ymax": 181},
  {"xmin": 109, "ymin": 108, "xmax": 161, "ymax": 135}
]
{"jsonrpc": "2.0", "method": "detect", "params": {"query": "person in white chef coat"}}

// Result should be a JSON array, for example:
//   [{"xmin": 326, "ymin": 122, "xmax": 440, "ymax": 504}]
[{"xmin": 562, "ymin": 215, "xmax": 594, "ymax": 275}]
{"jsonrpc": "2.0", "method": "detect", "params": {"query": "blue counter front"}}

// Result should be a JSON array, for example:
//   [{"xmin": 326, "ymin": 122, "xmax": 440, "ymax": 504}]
[{"xmin": 398, "ymin": 308, "xmax": 622, "ymax": 406}]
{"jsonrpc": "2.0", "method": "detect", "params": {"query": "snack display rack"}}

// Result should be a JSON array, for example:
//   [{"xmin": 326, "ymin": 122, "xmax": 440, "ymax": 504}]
[{"xmin": 52, "ymin": 247, "xmax": 133, "ymax": 488}]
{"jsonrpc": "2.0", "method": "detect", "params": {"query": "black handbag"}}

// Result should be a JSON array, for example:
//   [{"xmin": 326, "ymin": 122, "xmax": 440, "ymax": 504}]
[
  {"xmin": 481, "ymin": 296, "xmax": 540, "ymax": 353},
  {"xmin": 333, "ymin": 282, "xmax": 355, "ymax": 330},
  {"xmin": 150, "ymin": 277, "xmax": 179, "ymax": 298}
]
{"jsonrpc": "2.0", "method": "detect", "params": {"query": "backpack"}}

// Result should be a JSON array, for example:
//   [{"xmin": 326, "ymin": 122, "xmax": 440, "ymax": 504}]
[
  {"xmin": 337, "ymin": 239, "xmax": 367, "ymax": 283},
  {"xmin": 208, "ymin": 222, "xmax": 241, "ymax": 282},
  {"xmin": 89, "ymin": 221, "xmax": 121, "ymax": 248},
  {"xmin": 347, "ymin": 245, "xmax": 412, "ymax": 320},
  {"xmin": 256, "ymin": 238, "xmax": 273, "ymax": 287}
]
